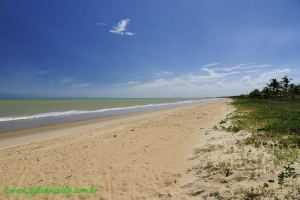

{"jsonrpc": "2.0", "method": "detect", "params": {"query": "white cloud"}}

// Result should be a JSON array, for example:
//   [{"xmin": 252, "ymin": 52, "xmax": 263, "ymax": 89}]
[
  {"xmin": 124, "ymin": 32, "xmax": 135, "ymax": 36},
  {"xmin": 109, "ymin": 64, "xmax": 294, "ymax": 97},
  {"xmin": 240, "ymin": 68, "xmax": 291, "ymax": 88},
  {"xmin": 109, "ymin": 18, "xmax": 135, "ymax": 36},
  {"xmin": 222, "ymin": 64, "xmax": 247, "ymax": 72},
  {"xmin": 200, "ymin": 64, "xmax": 240, "ymax": 80},
  {"xmin": 56, "ymin": 64, "xmax": 296, "ymax": 98},
  {"xmin": 116, "ymin": 63, "xmax": 241, "ymax": 94},
  {"xmin": 221, "ymin": 64, "xmax": 272, "ymax": 72},
  {"xmin": 201, "ymin": 63, "xmax": 220, "ymax": 68}
]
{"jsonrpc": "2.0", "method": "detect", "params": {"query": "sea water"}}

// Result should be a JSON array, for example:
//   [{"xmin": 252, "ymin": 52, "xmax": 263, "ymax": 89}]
[{"xmin": 0, "ymin": 98, "xmax": 214, "ymax": 132}]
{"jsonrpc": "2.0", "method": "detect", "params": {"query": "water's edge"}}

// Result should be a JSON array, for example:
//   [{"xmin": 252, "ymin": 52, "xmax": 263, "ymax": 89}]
[{"xmin": 0, "ymin": 99, "xmax": 216, "ymax": 132}]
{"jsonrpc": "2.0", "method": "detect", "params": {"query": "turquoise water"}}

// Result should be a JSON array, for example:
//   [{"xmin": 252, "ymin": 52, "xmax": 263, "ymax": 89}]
[{"xmin": 0, "ymin": 98, "xmax": 198, "ymax": 120}]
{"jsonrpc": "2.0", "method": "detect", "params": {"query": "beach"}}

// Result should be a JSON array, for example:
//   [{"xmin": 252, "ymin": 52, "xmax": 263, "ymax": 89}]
[
  {"xmin": 2, "ymin": 1, "xmax": 299, "ymax": 199},
  {"xmin": 0, "ymin": 99, "xmax": 232, "ymax": 199},
  {"xmin": 1, "ymin": 98, "xmax": 296, "ymax": 199}
]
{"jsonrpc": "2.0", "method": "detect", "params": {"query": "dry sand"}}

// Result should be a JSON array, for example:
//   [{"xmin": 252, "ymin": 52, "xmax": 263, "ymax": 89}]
[{"xmin": 1, "ymin": 99, "xmax": 294, "ymax": 199}]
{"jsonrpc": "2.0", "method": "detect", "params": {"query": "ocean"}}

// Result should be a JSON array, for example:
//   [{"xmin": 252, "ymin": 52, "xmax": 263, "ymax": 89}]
[{"xmin": 0, "ymin": 98, "xmax": 213, "ymax": 132}]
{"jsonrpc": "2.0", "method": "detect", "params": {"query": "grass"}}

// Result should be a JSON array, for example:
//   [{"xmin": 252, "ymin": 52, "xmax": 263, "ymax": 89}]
[
  {"xmin": 232, "ymin": 98, "xmax": 300, "ymax": 136},
  {"xmin": 231, "ymin": 98, "xmax": 300, "ymax": 162}
]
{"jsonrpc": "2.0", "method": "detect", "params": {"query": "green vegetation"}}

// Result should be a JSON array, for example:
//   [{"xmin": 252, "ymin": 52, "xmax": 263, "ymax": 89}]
[
  {"xmin": 247, "ymin": 76, "xmax": 300, "ymax": 99},
  {"xmin": 232, "ymin": 98, "xmax": 300, "ymax": 162},
  {"xmin": 277, "ymin": 164, "xmax": 297, "ymax": 188},
  {"xmin": 232, "ymin": 98, "xmax": 300, "ymax": 136},
  {"xmin": 231, "ymin": 76, "xmax": 300, "ymax": 162}
]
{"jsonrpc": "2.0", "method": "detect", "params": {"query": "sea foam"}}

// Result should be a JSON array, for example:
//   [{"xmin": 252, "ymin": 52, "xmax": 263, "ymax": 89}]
[{"xmin": 0, "ymin": 100, "xmax": 203, "ymax": 122}]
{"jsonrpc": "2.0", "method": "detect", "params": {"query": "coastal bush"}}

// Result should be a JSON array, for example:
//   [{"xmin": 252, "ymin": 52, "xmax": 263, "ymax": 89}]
[
  {"xmin": 231, "ymin": 98, "xmax": 300, "ymax": 162},
  {"xmin": 231, "ymin": 98, "xmax": 300, "ymax": 136},
  {"xmin": 245, "ymin": 76, "xmax": 300, "ymax": 99}
]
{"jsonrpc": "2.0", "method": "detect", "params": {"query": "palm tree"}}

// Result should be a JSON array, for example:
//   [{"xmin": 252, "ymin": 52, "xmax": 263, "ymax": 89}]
[
  {"xmin": 268, "ymin": 78, "xmax": 281, "ymax": 97},
  {"xmin": 281, "ymin": 76, "xmax": 292, "ymax": 96}
]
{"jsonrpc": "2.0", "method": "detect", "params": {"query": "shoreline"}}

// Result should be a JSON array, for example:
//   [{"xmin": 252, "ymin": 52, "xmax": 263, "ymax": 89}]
[
  {"xmin": 0, "ymin": 99, "xmax": 219, "ymax": 149},
  {"xmin": 0, "ymin": 99, "xmax": 212, "ymax": 133}
]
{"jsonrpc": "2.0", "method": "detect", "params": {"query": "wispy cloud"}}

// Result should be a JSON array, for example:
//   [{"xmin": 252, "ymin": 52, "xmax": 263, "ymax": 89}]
[
  {"xmin": 161, "ymin": 71, "xmax": 172, "ymax": 76},
  {"xmin": 126, "ymin": 81, "xmax": 139, "ymax": 85},
  {"xmin": 222, "ymin": 64, "xmax": 248, "ymax": 72},
  {"xmin": 241, "ymin": 68, "xmax": 291, "ymax": 88},
  {"xmin": 60, "ymin": 78, "xmax": 73, "ymax": 84},
  {"xmin": 116, "ymin": 80, "xmax": 139, "ymax": 87},
  {"xmin": 71, "ymin": 83, "xmax": 92, "ymax": 88},
  {"xmin": 120, "ymin": 64, "xmax": 240, "ymax": 92},
  {"xmin": 200, "ymin": 64, "xmax": 239, "ymax": 80},
  {"xmin": 154, "ymin": 71, "xmax": 173, "ymax": 78},
  {"xmin": 221, "ymin": 64, "xmax": 272, "ymax": 72},
  {"xmin": 57, "ymin": 77, "xmax": 74, "ymax": 86},
  {"xmin": 38, "ymin": 64, "xmax": 296, "ymax": 98},
  {"xmin": 246, "ymin": 69, "xmax": 263, "ymax": 73},
  {"xmin": 57, "ymin": 77, "xmax": 92, "ymax": 89},
  {"xmin": 109, "ymin": 18, "xmax": 135, "ymax": 36},
  {"xmin": 110, "ymin": 64, "xmax": 294, "ymax": 97},
  {"xmin": 202, "ymin": 63, "xmax": 220, "ymax": 68},
  {"xmin": 96, "ymin": 22, "xmax": 106, "ymax": 26}
]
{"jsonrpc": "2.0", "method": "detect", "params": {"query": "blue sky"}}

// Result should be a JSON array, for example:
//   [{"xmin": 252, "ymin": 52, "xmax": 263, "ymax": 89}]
[{"xmin": 1, "ymin": 0, "xmax": 300, "ymax": 98}]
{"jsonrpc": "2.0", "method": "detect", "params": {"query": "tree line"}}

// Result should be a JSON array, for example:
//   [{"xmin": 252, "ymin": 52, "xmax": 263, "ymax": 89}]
[{"xmin": 248, "ymin": 76, "xmax": 300, "ymax": 98}]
